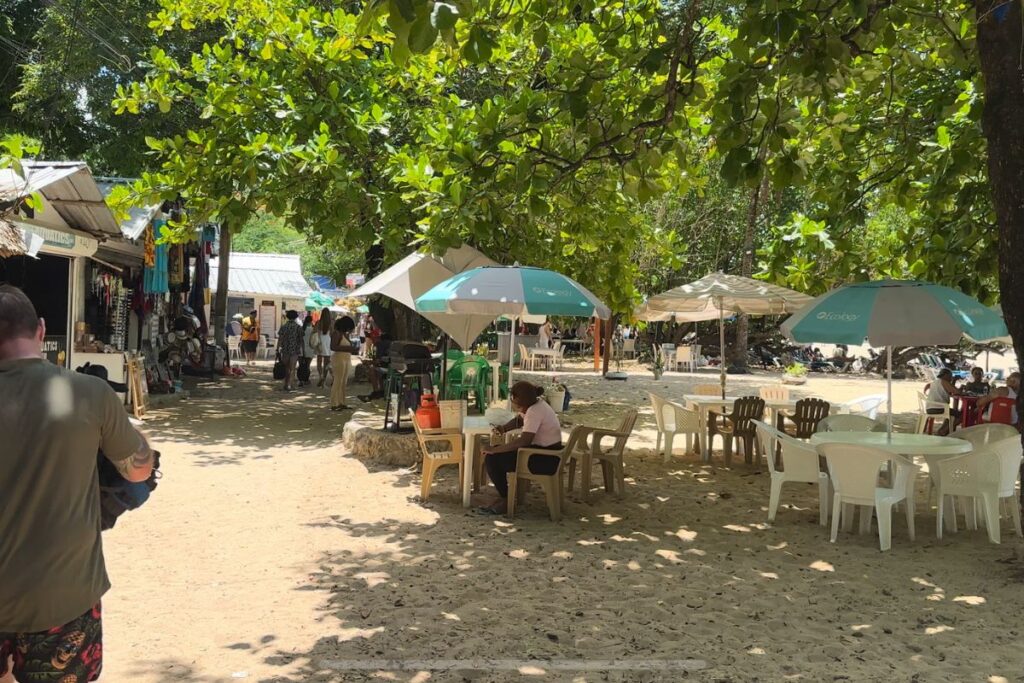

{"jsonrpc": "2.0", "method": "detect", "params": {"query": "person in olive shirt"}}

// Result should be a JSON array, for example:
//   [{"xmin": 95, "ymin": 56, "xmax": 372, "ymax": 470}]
[{"xmin": 0, "ymin": 285, "xmax": 154, "ymax": 683}]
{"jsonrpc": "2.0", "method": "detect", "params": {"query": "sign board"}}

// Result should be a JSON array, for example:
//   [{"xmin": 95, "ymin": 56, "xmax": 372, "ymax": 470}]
[
  {"xmin": 128, "ymin": 358, "xmax": 149, "ymax": 418},
  {"xmin": 42, "ymin": 335, "xmax": 67, "ymax": 367},
  {"xmin": 259, "ymin": 302, "xmax": 276, "ymax": 339},
  {"xmin": 18, "ymin": 224, "xmax": 98, "ymax": 257},
  {"xmin": 345, "ymin": 273, "xmax": 366, "ymax": 289}
]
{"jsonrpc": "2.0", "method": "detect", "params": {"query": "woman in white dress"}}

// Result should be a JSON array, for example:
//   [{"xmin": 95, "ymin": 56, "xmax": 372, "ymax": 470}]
[{"xmin": 316, "ymin": 307, "xmax": 333, "ymax": 387}]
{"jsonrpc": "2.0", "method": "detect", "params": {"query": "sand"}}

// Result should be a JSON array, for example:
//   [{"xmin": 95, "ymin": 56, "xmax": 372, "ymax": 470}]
[{"xmin": 91, "ymin": 359, "xmax": 1024, "ymax": 682}]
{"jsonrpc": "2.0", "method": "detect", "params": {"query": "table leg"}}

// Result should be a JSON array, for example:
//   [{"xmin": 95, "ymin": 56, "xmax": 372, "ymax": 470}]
[
  {"xmin": 462, "ymin": 433, "xmax": 476, "ymax": 508},
  {"xmin": 698, "ymin": 407, "xmax": 710, "ymax": 462}
]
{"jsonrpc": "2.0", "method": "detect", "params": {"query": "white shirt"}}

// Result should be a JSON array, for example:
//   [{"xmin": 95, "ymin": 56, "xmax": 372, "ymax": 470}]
[
  {"xmin": 302, "ymin": 327, "xmax": 317, "ymax": 358},
  {"xmin": 926, "ymin": 381, "xmax": 950, "ymax": 404},
  {"xmin": 522, "ymin": 398, "xmax": 562, "ymax": 447}
]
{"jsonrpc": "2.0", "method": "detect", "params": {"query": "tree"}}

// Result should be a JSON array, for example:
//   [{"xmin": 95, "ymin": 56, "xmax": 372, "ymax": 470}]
[{"xmin": 233, "ymin": 211, "xmax": 365, "ymax": 283}]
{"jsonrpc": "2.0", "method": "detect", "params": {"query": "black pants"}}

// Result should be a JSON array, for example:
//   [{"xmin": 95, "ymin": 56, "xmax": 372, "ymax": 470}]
[{"xmin": 486, "ymin": 443, "xmax": 563, "ymax": 498}]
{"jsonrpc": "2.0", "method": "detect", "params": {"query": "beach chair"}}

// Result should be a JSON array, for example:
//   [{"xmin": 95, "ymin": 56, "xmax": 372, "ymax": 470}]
[
  {"xmin": 753, "ymin": 420, "xmax": 830, "ymax": 526},
  {"xmin": 710, "ymin": 396, "xmax": 765, "ymax": 466},
  {"xmin": 674, "ymin": 346, "xmax": 696, "ymax": 372},
  {"xmin": 410, "ymin": 411, "xmax": 463, "ymax": 502},
  {"xmin": 227, "ymin": 336, "xmax": 240, "ymax": 359},
  {"xmin": 648, "ymin": 392, "xmax": 700, "ymax": 461},
  {"xmin": 935, "ymin": 436, "xmax": 1023, "ymax": 543},
  {"xmin": 978, "ymin": 397, "xmax": 1016, "ymax": 425},
  {"xmin": 818, "ymin": 443, "xmax": 917, "ymax": 552},
  {"xmin": 566, "ymin": 409, "xmax": 638, "ymax": 502},
  {"xmin": 816, "ymin": 415, "xmax": 885, "ymax": 433},
  {"xmin": 778, "ymin": 398, "xmax": 831, "ymax": 439},
  {"xmin": 622, "ymin": 339, "xmax": 636, "ymax": 359},
  {"xmin": 507, "ymin": 426, "xmax": 587, "ymax": 521},
  {"xmin": 518, "ymin": 343, "xmax": 534, "ymax": 371}
]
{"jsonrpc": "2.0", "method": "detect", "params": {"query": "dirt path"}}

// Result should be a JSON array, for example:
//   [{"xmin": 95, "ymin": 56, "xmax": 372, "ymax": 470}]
[{"xmin": 99, "ymin": 362, "xmax": 1024, "ymax": 682}]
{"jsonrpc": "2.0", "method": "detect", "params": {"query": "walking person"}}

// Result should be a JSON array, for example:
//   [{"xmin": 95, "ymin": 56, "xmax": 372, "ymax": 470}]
[
  {"xmin": 298, "ymin": 314, "xmax": 316, "ymax": 387},
  {"xmin": 538, "ymin": 319, "xmax": 552, "ymax": 349},
  {"xmin": 316, "ymin": 307, "xmax": 333, "ymax": 387},
  {"xmin": 240, "ymin": 309, "xmax": 260, "ymax": 365},
  {"xmin": 0, "ymin": 285, "xmax": 155, "ymax": 683},
  {"xmin": 329, "ymin": 316, "xmax": 357, "ymax": 411},
  {"xmin": 276, "ymin": 310, "xmax": 303, "ymax": 391}
]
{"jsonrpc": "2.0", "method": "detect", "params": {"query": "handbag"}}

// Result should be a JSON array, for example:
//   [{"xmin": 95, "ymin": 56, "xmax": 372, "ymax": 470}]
[{"xmin": 272, "ymin": 350, "xmax": 286, "ymax": 380}]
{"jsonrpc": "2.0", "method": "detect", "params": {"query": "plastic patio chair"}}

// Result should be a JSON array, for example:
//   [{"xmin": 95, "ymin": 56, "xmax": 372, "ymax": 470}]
[
  {"xmin": 841, "ymin": 394, "xmax": 886, "ymax": 419},
  {"xmin": 817, "ymin": 443, "xmax": 918, "ymax": 552},
  {"xmin": 778, "ymin": 398, "xmax": 831, "ymax": 439},
  {"xmin": 227, "ymin": 336, "xmax": 241, "ymax": 359},
  {"xmin": 648, "ymin": 392, "xmax": 700, "ymax": 462},
  {"xmin": 950, "ymin": 423, "xmax": 1019, "ymax": 447},
  {"xmin": 816, "ymin": 414, "xmax": 886, "ymax": 433},
  {"xmin": 517, "ymin": 343, "xmax": 534, "ymax": 371},
  {"xmin": 674, "ymin": 346, "xmax": 696, "ymax": 372},
  {"xmin": 410, "ymin": 410, "xmax": 464, "ymax": 502},
  {"xmin": 753, "ymin": 420, "xmax": 830, "ymax": 526},
  {"xmin": 448, "ymin": 357, "xmax": 490, "ymax": 413},
  {"xmin": 710, "ymin": 396, "xmax": 765, "ymax": 466},
  {"xmin": 916, "ymin": 390, "xmax": 952, "ymax": 434},
  {"xmin": 693, "ymin": 384, "xmax": 720, "ymax": 396},
  {"xmin": 507, "ymin": 426, "xmax": 587, "ymax": 521},
  {"xmin": 979, "ymin": 397, "xmax": 1016, "ymax": 425},
  {"xmin": 622, "ymin": 339, "xmax": 636, "ymax": 359},
  {"xmin": 935, "ymin": 436, "xmax": 1023, "ymax": 543},
  {"xmin": 566, "ymin": 409, "xmax": 639, "ymax": 502},
  {"xmin": 759, "ymin": 386, "xmax": 790, "ymax": 402}
]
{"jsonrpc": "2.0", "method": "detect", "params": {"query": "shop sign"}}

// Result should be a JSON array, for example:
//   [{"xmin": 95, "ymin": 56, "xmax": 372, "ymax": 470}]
[
  {"xmin": 43, "ymin": 335, "xmax": 68, "ymax": 367},
  {"xmin": 19, "ymin": 225, "xmax": 98, "ymax": 257}
]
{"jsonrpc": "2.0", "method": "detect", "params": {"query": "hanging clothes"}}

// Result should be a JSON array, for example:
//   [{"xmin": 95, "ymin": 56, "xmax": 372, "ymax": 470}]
[
  {"xmin": 143, "ymin": 220, "xmax": 169, "ymax": 294},
  {"xmin": 188, "ymin": 238, "xmax": 209, "ymax": 337}
]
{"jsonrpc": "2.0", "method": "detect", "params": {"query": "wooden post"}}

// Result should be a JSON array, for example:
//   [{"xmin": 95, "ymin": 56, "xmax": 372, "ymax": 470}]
[
  {"xmin": 602, "ymin": 317, "xmax": 613, "ymax": 376},
  {"xmin": 593, "ymin": 316, "xmax": 601, "ymax": 371}
]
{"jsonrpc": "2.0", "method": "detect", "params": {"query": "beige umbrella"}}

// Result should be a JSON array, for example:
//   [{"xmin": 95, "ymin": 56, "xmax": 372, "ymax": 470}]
[{"xmin": 648, "ymin": 273, "xmax": 812, "ymax": 397}]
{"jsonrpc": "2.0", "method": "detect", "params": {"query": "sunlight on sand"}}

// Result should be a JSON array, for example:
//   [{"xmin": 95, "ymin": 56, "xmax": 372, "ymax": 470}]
[
  {"xmin": 809, "ymin": 560, "xmax": 835, "ymax": 572},
  {"xmin": 953, "ymin": 595, "xmax": 986, "ymax": 606},
  {"xmin": 924, "ymin": 624, "xmax": 954, "ymax": 635}
]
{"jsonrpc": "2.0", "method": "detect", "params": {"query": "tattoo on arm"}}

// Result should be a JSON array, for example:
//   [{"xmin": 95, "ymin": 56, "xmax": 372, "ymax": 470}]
[{"xmin": 113, "ymin": 438, "xmax": 154, "ymax": 479}]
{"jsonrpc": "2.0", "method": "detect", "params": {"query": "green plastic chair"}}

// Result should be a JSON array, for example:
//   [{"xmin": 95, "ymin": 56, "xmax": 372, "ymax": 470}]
[{"xmin": 448, "ymin": 357, "xmax": 490, "ymax": 412}]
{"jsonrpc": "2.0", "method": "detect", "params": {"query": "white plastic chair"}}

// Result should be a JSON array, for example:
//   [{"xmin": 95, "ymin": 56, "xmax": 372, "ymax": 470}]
[
  {"xmin": 518, "ymin": 343, "xmax": 534, "ymax": 371},
  {"xmin": 816, "ymin": 414, "xmax": 886, "ymax": 433},
  {"xmin": 935, "ymin": 436, "xmax": 1023, "ymax": 543},
  {"xmin": 916, "ymin": 390, "xmax": 951, "ymax": 434},
  {"xmin": 841, "ymin": 394, "xmax": 886, "ymax": 419},
  {"xmin": 622, "ymin": 339, "xmax": 636, "ymax": 359},
  {"xmin": 552, "ymin": 340, "xmax": 565, "ymax": 370},
  {"xmin": 753, "ymin": 420, "xmax": 830, "ymax": 526},
  {"xmin": 227, "ymin": 336, "xmax": 241, "ymax": 359},
  {"xmin": 759, "ymin": 386, "xmax": 790, "ymax": 402},
  {"xmin": 256, "ymin": 335, "xmax": 269, "ymax": 360},
  {"xmin": 648, "ymin": 392, "xmax": 700, "ymax": 462},
  {"xmin": 818, "ymin": 443, "xmax": 918, "ymax": 552},
  {"xmin": 949, "ymin": 423, "xmax": 1019, "ymax": 447},
  {"xmin": 675, "ymin": 346, "xmax": 695, "ymax": 372}
]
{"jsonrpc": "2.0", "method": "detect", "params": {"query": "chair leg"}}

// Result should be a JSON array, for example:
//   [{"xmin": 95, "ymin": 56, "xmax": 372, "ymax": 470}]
[
  {"xmin": 600, "ymin": 460, "xmax": 613, "ymax": 493},
  {"xmin": 768, "ymin": 477, "xmax": 782, "ymax": 522},
  {"xmin": 615, "ymin": 459, "xmax": 625, "ymax": 499},
  {"xmin": 582, "ymin": 451, "xmax": 594, "ymax": 503},
  {"xmin": 964, "ymin": 496, "xmax": 978, "ymax": 530},
  {"xmin": 663, "ymin": 432, "xmax": 674, "ymax": 463},
  {"xmin": 936, "ymin": 491, "xmax": 945, "ymax": 540},
  {"xmin": 1010, "ymin": 496, "xmax": 1023, "ymax": 537},
  {"xmin": 543, "ymin": 479, "xmax": 561, "ymax": 522},
  {"xmin": 567, "ymin": 457, "xmax": 577, "ymax": 493},
  {"xmin": 655, "ymin": 432, "xmax": 663, "ymax": 458},
  {"xmin": 905, "ymin": 494, "xmax": 915, "ymax": 541},
  {"xmin": 421, "ymin": 459, "xmax": 435, "ymax": 501},
  {"xmin": 723, "ymin": 436, "xmax": 732, "ymax": 467},
  {"xmin": 817, "ymin": 478, "xmax": 829, "ymax": 527},
  {"xmin": 830, "ymin": 496, "xmax": 842, "ymax": 542},
  {"xmin": 506, "ymin": 474, "xmax": 518, "ymax": 519},
  {"xmin": 877, "ymin": 503, "xmax": 892, "ymax": 551},
  {"xmin": 842, "ymin": 503, "xmax": 856, "ymax": 533},
  {"xmin": 858, "ymin": 506, "xmax": 873, "ymax": 535},
  {"xmin": 981, "ymin": 493, "xmax": 1001, "ymax": 544},
  {"xmin": 743, "ymin": 435, "xmax": 755, "ymax": 465}
]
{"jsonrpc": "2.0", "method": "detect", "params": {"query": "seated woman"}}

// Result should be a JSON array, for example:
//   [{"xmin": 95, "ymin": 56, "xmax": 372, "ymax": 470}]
[
  {"xmin": 961, "ymin": 366, "xmax": 991, "ymax": 395},
  {"xmin": 926, "ymin": 368, "xmax": 963, "ymax": 435},
  {"xmin": 479, "ymin": 381, "xmax": 563, "ymax": 514},
  {"xmin": 977, "ymin": 371, "xmax": 1020, "ymax": 426}
]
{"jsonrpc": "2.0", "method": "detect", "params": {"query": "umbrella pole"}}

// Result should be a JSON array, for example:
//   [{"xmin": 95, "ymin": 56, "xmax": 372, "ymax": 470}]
[
  {"xmin": 508, "ymin": 316, "xmax": 517, "ymax": 410},
  {"xmin": 719, "ymin": 302, "xmax": 726, "ymax": 399},
  {"xmin": 440, "ymin": 334, "xmax": 449, "ymax": 398},
  {"xmin": 886, "ymin": 344, "xmax": 893, "ymax": 440}
]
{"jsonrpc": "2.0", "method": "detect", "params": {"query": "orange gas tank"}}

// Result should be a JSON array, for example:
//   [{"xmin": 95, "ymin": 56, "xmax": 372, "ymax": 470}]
[{"xmin": 416, "ymin": 393, "xmax": 441, "ymax": 429}]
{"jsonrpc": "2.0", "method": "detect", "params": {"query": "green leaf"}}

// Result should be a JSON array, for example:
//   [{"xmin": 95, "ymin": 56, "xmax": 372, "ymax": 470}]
[
  {"xmin": 409, "ymin": 13, "xmax": 439, "ymax": 53},
  {"xmin": 910, "ymin": 259, "xmax": 927, "ymax": 276},
  {"xmin": 533, "ymin": 24, "xmax": 548, "ymax": 49},
  {"xmin": 462, "ymin": 27, "xmax": 495, "ymax": 63},
  {"xmin": 937, "ymin": 125, "xmax": 951, "ymax": 149},
  {"xmin": 260, "ymin": 42, "xmax": 274, "ymax": 60},
  {"xmin": 430, "ymin": 2, "xmax": 459, "ymax": 30},
  {"xmin": 328, "ymin": 82, "xmax": 340, "ymax": 99},
  {"xmin": 389, "ymin": 0, "xmax": 416, "ymax": 24},
  {"xmin": 144, "ymin": 136, "xmax": 164, "ymax": 151}
]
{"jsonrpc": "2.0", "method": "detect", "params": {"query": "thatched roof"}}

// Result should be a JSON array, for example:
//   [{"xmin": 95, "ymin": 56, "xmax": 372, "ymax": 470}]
[{"xmin": 0, "ymin": 216, "xmax": 26, "ymax": 257}]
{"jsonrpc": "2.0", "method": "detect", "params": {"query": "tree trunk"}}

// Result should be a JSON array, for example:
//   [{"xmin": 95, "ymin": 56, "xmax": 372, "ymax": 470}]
[
  {"xmin": 975, "ymin": 0, "xmax": 1024, "ymax": 507},
  {"xmin": 602, "ymin": 316, "xmax": 614, "ymax": 376},
  {"xmin": 213, "ymin": 222, "xmax": 231, "ymax": 347},
  {"xmin": 729, "ymin": 172, "xmax": 770, "ymax": 372}
]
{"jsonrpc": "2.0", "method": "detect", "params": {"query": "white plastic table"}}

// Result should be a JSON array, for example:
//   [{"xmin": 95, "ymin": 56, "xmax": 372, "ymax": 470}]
[
  {"xmin": 529, "ymin": 347, "xmax": 558, "ymax": 370},
  {"xmin": 461, "ymin": 416, "xmax": 494, "ymax": 508},
  {"xmin": 810, "ymin": 432, "xmax": 972, "ymax": 532},
  {"xmin": 683, "ymin": 395, "xmax": 799, "ymax": 462}
]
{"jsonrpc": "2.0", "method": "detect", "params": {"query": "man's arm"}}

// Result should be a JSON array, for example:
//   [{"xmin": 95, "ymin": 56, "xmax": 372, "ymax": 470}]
[
  {"xmin": 111, "ymin": 432, "xmax": 155, "ymax": 483},
  {"xmin": 100, "ymin": 385, "xmax": 156, "ymax": 482}
]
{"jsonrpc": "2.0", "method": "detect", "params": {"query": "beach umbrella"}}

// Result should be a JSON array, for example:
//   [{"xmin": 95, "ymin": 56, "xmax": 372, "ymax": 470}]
[
  {"xmin": 416, "ymin": 265, "xmax": 610, "ymax": 405},
  {"xmin": 780, "ymin": 279, "xmax": 1009, "ymax": 435},
  {"xmin": 305, "ymin": 290, "xmax": 335, "ymax": 311},
  {"xmin": 647, "ymin": 273, "xmax": 812, "ymax": 397}
]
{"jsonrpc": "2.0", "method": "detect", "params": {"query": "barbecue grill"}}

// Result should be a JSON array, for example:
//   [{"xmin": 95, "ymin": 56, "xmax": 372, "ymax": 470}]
[{"xmin": 380, "ymin": 341, "xmax": 438, "ymax": 432}]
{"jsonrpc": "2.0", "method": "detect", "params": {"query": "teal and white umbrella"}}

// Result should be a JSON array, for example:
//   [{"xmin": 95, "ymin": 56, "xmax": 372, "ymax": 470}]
[
  {"xmin": 416, "ymin": 266, "xmax": 610, "ymax": 405},
  {"xmin": 781, "ymin": 279, "xmax": 1009, "ymax": 435}
]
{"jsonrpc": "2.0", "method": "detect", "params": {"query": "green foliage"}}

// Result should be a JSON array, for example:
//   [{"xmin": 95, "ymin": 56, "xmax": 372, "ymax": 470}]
[
  {"xmin": 784, "ymin": 362, "xmax": 807, "ymax": 377},
  {"xmin": 233, "ymin": 212, "xmax": 364, "ymax": 283}
]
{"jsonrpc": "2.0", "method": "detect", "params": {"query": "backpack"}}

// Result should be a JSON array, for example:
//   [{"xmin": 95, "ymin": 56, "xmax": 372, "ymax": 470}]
[{"xmin": 97, "ymin": 449, "xmax": 161, "ymax": 530}]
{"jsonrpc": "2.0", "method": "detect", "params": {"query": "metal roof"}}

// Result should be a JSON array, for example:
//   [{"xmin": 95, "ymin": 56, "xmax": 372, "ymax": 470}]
[
  {"xmin": 95, "ymin": 180, "xmax": 161, "ymax": 240},
  {"xmin": 209, "ymin": 252, "xmax": 312, "ymax": 298},
  {"xmin": 0, "ymin": 161, "xmax": 158, "ymax": 241}
]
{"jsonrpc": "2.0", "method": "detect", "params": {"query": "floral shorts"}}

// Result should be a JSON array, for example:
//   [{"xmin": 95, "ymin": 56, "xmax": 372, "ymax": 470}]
[{"xmin": 1, "ymin": 602, "xmax": 102, "ymax": 682}]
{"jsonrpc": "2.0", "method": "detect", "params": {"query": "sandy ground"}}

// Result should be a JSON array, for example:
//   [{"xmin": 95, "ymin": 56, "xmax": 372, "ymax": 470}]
[{"xmin": 96, "ymin": 359, "xmax": 1024, "ymax": 682}]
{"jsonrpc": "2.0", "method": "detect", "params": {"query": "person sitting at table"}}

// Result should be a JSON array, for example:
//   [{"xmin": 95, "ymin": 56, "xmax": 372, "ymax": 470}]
[
  {"xmin": 927, "ymin": 368, "xmax": 963, "ymax": 435},
  {"xmin": 478, "ymin": 381, "xmax": 563, "ymax": 515},
  {"xmin": 977, "ymin": 371, "xmax": 1020, "ymax": 427},
  {"xmin": 962, "ymin": 366, "xmax": 991, "ymax": 395}
]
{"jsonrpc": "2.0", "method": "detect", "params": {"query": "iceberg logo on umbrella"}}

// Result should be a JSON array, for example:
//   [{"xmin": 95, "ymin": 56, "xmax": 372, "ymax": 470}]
[{"xmin": 816, "ymin": 312, "xmax": 859, "ymax": 321}]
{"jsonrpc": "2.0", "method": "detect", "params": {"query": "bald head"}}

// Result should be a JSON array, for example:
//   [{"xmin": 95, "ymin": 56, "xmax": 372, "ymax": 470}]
[{"xmin": 0, "ymin": 285, "xmax": 44, "ymax": 360}]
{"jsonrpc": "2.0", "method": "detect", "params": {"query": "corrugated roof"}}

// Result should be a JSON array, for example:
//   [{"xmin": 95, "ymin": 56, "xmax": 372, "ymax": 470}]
[
  {"xmin": 95, "ymin": 180, "xmax": 161, "ymax": 240},
  {"xmin": 209, "ymin": 252, "xmax": 311, "ymax": 298}
]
